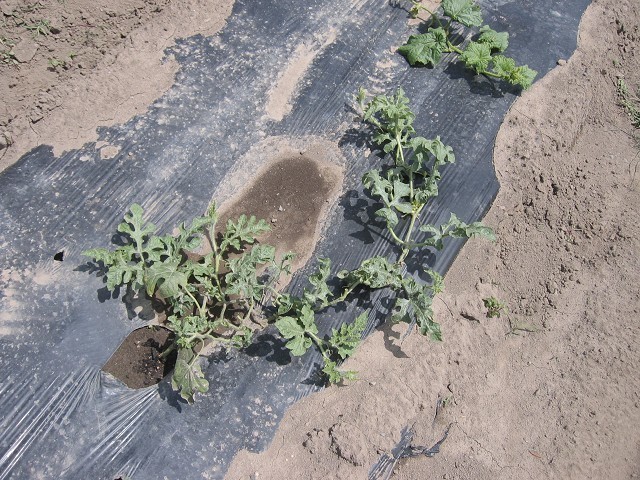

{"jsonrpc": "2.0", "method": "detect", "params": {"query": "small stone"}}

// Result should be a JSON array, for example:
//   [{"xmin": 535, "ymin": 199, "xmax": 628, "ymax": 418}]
[
  {"xmin": 278, "ymin": 205, "xmax": 284, "ymax": 212},
  {"xmin": 557, "ymin": 59, "xmax": 567, "ymax": 66},
  {"xmin": 30, "ymin": 110, "xmax": 44, "ymax": 123},
  {"xmin": 271, "ymin": 218, "xmax": 277, "ymax": 223},
  {"xmin": 0, "ymin": 131, "xmax": 12, "ymax": 150},
  {"xmin": 13, "ymin": 38, "xmax": 39, "ymax": 63}
]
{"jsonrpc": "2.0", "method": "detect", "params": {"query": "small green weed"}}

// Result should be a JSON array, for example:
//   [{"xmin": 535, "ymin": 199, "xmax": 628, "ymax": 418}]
[
  {"xmin": 0, "ymin": 37, "xmax": 18, "ymax": 65},
  {"xmin": 617, "ymin": 78, "xmax": 640, "ymax": 129},
  {"xmin": 483, "ymin": 296, "xmax": 505, "ymax": 318},
  {"xmin": 48, "ymin": 57, "xmax": 65, "ymax": 69},
  {"xmin": 48, "ymin": 53, "xmax": 77, "ymax": 70},
  {"xmin": 399, "ymin": 0, "xmax": 537, "ymax": 89},
  {"xmin": 25, "ymin": 19, "xmax": 51, "ymax": 37}
]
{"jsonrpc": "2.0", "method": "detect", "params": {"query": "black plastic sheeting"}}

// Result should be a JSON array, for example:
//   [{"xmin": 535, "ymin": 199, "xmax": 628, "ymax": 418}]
[
  {"xmin": 369, "ymin": 423, "xmax": 452, "ymax": 480},
  {"xmin": 0, "ymin": 0, "xmax": 589, "ymax": 478}
]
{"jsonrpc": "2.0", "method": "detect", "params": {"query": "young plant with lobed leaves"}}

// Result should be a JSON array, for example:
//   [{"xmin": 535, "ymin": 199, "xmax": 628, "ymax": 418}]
[
  {"xmin": 84, "ymin": 204, "xmax": 293, "ymax": 402},
  {"xmin": 398, "ymin": 0, "xmax": 537, "ymax": 89},
  {"xmin": 272, "ymin": 88, "xmax": 495, "ymax": 382}
]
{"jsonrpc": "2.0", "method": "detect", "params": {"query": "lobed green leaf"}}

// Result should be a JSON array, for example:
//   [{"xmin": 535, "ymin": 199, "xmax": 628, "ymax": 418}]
[
  {"xmin": 477, "ymin": 25, "xmax": 509, "ymax": 52},
  {"xmin": 329, "ymin": 311, "xmax": 368, "ymax": 359},
  {"xmin": 442, "ymin": 0, "xmax": 483, "ymax": 27},
  {"xmin": 460, "ymin": 41, "xmax": 492, "ymax": 73},
  {"xmin": 145, "ymin": 258, "xmax": 189, "ymax": 298},
  {"xmin": 342, "ymin": 256, "xmax": 404, "ymax": 290},
  {"xmin": 322, "ymin": 360, "xmax": 358, "ymax": 384},
  {"xmin": 172, "ymin": 348, "xmax": 209, "ymax": 403},
  {"xmin": 397, "ymin": 28, "xmax": 448, "ymax": 67},
  {"xmin": 491, "ymin": 55, "xmax": 537, "ymax": 89},
  {"xmin": 303, "ymin": 258, "xmax": 333, "ymax": 308},
  {"xmin": 221, "ymin": 215, "xmax": 270, "ymax": 252},
  {"xmin": 117, "ymin": 204, "xmax": 156, "ymax": 252}
]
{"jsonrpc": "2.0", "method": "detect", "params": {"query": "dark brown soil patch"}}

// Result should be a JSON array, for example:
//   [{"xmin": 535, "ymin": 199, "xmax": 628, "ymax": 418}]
[
  {"xmin": 218, "ymin": 154, "xmax": 342, "ymax": 271},
  {"xmin": 102, "ymin": 326, "xmax": 177, "ymax": 389}
]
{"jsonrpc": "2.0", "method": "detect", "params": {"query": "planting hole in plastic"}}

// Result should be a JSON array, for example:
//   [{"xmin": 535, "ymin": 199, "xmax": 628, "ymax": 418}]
[{"xmin": 102, "ymin": 326, "xmax": 177, "ymax": 389}]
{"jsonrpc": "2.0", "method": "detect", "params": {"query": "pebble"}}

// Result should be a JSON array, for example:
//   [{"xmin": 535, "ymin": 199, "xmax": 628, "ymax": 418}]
[
  {"xmin": 13, "ymin": 38, "xmax": 39, "ymax": 63},
  {"xmin": 557, "ymin": 59, "xmax": 567, "ymax": 66}
]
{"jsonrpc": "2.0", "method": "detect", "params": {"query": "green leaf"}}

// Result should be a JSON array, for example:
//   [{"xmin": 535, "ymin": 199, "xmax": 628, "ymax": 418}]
[
  {"xmin": 322, "ymin": 359, "xmax": 357, "ymax": 384},
  {"xmin": 363, "ymin": 169, "xmax": 392, "ymax": 203},
  {"xmin": 225, "ymin": 245, "xmax": 275, "ymax": 300},
  {"xmin": 375, "ymin": 207, "xmax": 399, "ymax": 229},
  {"xmin": 460, "ymin": 41, "xmax": 492, "ymax": 73},
  {"xmin": 397, "ymin": 28, "xmax": 448, "ymax": 67},
  {"xmin": 362, "ymin": 89, "xmax": 415, "ymax": 149},
  {"xmin": 275, "ymin": 293, "xmax": 300, "ymax": 315},
  {"xmin": 430, "ymin": 136, "xmax": 456, "ymax": 164},
  {"xmin": 442, "ymin": 213, "xmax": 496, "ymax": 241},
  {"xmin": 344, "ymin": 256, "xmax": 403, "ymax": 290},
  {"xmin": 478, "ymin": 25, "xmax": 509, "ymax": 52},
  {"xmin": 329, "ymin": 311, "xmax": 368, "ymax": 359},
  {"xmin": 248, "ymin": 244, "xmax": 276, "ymax": 264},
  {"xmin": 303, "ymin": 258, "xmax": 333, "ymax": 307},
  {"xmin": 275, "ymin": 305, "xmax": 318, "ymax": 357},
  {"xmin": 298, "ymin": 304, "xmax": 318, "ymax": 332},
  {"xmin": 442, "ymin": 0, "xmax": 483, "ymax": 27},
  {"xmin": 418, "ymin": 213, "xmax": 495, "ymax": 249},
  {"xmin": 426, "ymin": 268, "xmax": 445, "ymax": 294},
  {"xmin": 398, "ymin": 277, "xmax": 442, "ymax": 341},
  {"xmin": 285, "ymin": 335, "xmax": 313, "ymax": 356},
  {"xmin": 275, "ymin": 315, "xmax": 306, "ymax": 339},
  {"xmin": 491, "ymin": 55, "xmax": 537, "ymax": 89},
  {"xmin": 221, "ymin": 215, "xmax": 270, "ymax": 251},
  {"xmin": 82, "ymin": 247, "xmax": 117, "ymax": 265},
  {"xmin": 145, "ymin": 258, "xmax": 189, "ymax": 298},
  {"xmin": 491, "ymin": 54, "xmax": 516, "ymax": 77},
  {"xmin": 117, "ymin": 204, "xmax": 156, "ymax": 251},
  {"xmin": 171, "ymin": 348, "xmax": 209, "ymax": 403},
  {"xmin": 509, "ymin": 65, "xmax": 537, "ymax": 89}
]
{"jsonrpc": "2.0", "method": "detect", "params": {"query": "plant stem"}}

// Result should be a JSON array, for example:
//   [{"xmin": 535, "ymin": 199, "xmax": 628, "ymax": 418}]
[
  {"xmin": 448, "ymin": 42, "xmax": 464, "ymax": 55},
  {"xmin": 159, "ymin": 343, "xmax": 176, "ymax": 359},
  {"xmin": 184, "ymin": 288, "xmax": 206, "ymax": 318},
  {"xmin": 307, "ymin": 331, "xmax": 328, "ymax": 357},
  {"xmin": 387, "ymin": 225, "xmax": 405, "ymax": 247},
  {"xmin": 395, "ymin": 134, "xmax": 407, "ymax": 166},
  {"xmin": 412, "ymin": 2, "xmax": 444, "ymax": 29},
  {"xmin": 327, "ymin": 284, "xmax": 358, "ymax": 307}
]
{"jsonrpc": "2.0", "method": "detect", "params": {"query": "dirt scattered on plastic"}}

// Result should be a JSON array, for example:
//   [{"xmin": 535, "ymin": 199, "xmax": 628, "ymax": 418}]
[
  {"xmin": 265, "ymin": 27, "xmax": 337, "ymax": 121},
  {"xmin": 102, "ymin": 326, "xmax": 177, "ymax": 389}
]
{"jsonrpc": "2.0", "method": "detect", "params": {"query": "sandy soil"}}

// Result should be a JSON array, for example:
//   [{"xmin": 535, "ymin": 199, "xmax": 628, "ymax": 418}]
[
  {"xmin": 1, "ymin": 0, "xmax": 638, "ymax": 478},
  {"xmin": 0, "ymin": 0, "xmax": 234, "ymax": 171}
]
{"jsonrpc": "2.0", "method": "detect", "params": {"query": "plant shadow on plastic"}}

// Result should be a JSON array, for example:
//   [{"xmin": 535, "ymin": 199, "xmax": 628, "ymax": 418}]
[
  {"xmin": 84, "ymin": 205, "xmax": 295, "ymax": 402},
  {"xmin": 84, "ymin": 87, "xmax": 496, "ymax": 401}
]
